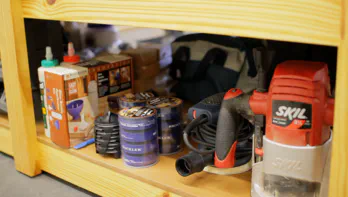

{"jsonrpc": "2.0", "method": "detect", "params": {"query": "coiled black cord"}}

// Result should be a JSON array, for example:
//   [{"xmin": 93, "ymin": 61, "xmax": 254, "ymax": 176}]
[{"xmin": 183, "ymin": 115, "xmax": 253, "ymax": 156}]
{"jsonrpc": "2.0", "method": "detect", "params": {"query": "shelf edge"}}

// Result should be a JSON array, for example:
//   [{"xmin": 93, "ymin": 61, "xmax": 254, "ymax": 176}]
[
  {"xmin": 38, "ymin": 141, "xmax": 180, "ymax": 197},
  {"xmin": 22, "ymin": 0, "xmax": 341, "ymax": 47},
  {"xmin": 0, "ymin": 126, "xmax": 13, "ymax": 156}
]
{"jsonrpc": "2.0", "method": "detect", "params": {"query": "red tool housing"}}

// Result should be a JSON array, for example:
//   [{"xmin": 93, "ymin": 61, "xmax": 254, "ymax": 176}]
[{"xmin": 250, "ymin": 60, "xmax": 334, "ymax": 146}]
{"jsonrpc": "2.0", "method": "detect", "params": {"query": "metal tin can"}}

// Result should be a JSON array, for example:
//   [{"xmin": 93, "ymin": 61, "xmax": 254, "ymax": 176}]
[
  {"xmin": 119, "ymin": 92, "xmax": 155, "ymax": 109},
  {"xmin": 118, "ymin": 106, "xmax": 158, "ymax": 167},
  {"xmin": 158, "ymin": 125, "xmax": 182, "ymax": 154},
  {"xmin": 122, "ymin": 138, "xmax": 158, "ymax": 154},
  {"xmin": 123, "ymin": 152, "xmax": 158, "ymax": 167},
  {"xmin": 147, "ymin": 97, "xmax": 183, "ymax": 155}
]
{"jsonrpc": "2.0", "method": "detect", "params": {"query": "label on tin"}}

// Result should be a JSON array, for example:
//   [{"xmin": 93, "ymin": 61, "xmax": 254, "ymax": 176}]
[
  {"xmin": 123, "ymin": 153, "xmax": 158, "ymax": 167},
  {"xmin": 121, "ymin": 139, "xmax": 157, "ymax": 154},
  {"xmin": 122, "ymin": 92, "xmax": 155, "ymax": 102},
  {"xmin": 119, "ymin": 120, "xmax": 156, "ymax": 129},
  {"xmin": 159, "ymin": 133, "xmax": 182, "ymax": 154},
  {"xmin": 168, "ymin": 122, "xmax": 181, "ymax": 129},
  {"xmin": 119, "ymin": 106, "xmax": 155, "ymax": 117},
  {"xmin": 147, "ymin": 97, "xmax": 182, "ymax": 108}
]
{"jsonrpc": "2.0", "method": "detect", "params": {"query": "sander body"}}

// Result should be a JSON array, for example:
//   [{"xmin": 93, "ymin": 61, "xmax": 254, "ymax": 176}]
[{"xmin": 215, "ymin": 60, "xmax": 334, "ymax": 196}]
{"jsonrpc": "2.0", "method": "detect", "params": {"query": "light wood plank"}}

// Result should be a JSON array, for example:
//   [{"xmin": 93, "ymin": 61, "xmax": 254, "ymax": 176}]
[
  {"xmin": 0, "ymin": 0, "xmax": 40, "ymax": 176},
  {"xmin": 38, "ymin": 142, "xmax": 180, "ymax": 197},
  {"xmin": 0, "ymin": 127, "xmax": 12, "ymax": 156},
  {"xmin": 37, "ymin": 129, "xmax": 251, "ymax": 197},
  {"xmin": 0, "ymin": 113, "xmax": 9, "ymax": 128},
  {"xmin": 0, "ymin": 114, "xmax": 11, "ymax": 155},
  {"xmin": 22, "ymin": 0, "xmax": 341, "ymax": 46},
  {"xmin": 329, "ymin": 0, "xmax": 348, "ymax": 196}
]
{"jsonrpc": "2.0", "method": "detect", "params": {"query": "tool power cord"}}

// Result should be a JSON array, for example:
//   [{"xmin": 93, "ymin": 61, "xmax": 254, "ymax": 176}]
[{"xmin": 183, "ymin": 115, "xmax": 253, "ymax": 156}]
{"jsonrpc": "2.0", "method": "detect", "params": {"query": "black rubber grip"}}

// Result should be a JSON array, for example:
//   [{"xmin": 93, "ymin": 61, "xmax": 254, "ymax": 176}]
[
  {"xmin": 188, "ymin": 92, "xmax": 225, "ymax": 124},
  {"xmin": 215, "ymin": 99, "xmax": 241, "ymax": 160},
  {"xmin": 215, "ymin": 93, "xmax": 253, "ymax": 161}
]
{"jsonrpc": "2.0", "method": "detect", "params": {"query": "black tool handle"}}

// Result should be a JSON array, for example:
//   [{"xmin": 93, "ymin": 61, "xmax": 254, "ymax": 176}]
[
  {"xmin": 214, "ymin": 88, "xmax": 252, "ymax": 168},
  {"xmin": 188, "ymin": 92, "xmax": 225, "ymax": 124}
]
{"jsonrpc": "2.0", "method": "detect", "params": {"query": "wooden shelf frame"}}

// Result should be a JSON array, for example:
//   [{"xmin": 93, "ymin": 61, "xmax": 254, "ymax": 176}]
[
  {"xmin": 36, "ymin": 126, "xmax": 251, "ymax": 197},
  {"xmin": 0, "ymin": 0, "xmax": 347, "ymax": 196},
  {"xmin": 0, "ymin": 114, "xmax": 12, "ymax": 156},
  {"xmin": 22, "ymin": 0, "xmax": 341, "ymax": 46}
]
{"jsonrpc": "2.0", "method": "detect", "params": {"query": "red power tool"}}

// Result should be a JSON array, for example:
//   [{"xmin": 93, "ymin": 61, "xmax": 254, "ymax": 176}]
[{"xmin": 215, "ymin": 60, "xmax": 334, "ymax": 196}]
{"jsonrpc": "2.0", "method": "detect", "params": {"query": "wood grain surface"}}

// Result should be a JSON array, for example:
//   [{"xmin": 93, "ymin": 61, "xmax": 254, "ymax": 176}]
[
  {"xmin": 0, "ymin": 127, "xmax": 12, "ymax": 156},
  {"xmin": 0, "ymin": 0, "xmax": 344, "ymax": 196},
  {"xmin": 0, "ymin": 113, "xmax": 9, "ymax": 128},
  {"xmin": 37, "ymin": 128, "xmax": 251, "ymax": 197},
  {"xmin": 329, "ymin": 0, "xmax": 348, "ymax": 196},
  {"xmin": 0, "ymin": 0, "xmax": 41, "ymax": 176},
  {"xmin": 38, "ymin": 141, "xmax": 180, "ymax": 197},
  {"xmin": 22, "ymin": 0, "xmax": 341, "ymax": 46},
  {"xmin": 0, "ymin": 114, "xmax": 11, "ymax": 155}
]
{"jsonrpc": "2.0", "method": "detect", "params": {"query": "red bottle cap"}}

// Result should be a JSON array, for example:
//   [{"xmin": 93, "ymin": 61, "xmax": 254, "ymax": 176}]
[
  {"xmin": 64, "ymin": 55, "xmax": 80, "ymax": 63},
  {"xmin": 64, "ymin": 42, "xmax": 80, "ymax": 63}
]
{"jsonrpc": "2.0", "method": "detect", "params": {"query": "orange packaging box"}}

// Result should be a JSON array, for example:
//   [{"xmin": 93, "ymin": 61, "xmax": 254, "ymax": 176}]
[
  {"xmin": 45, "ymin": 65, "xmax": 94, "ymax": 148},
  {"xmin": 74, "ymin": 55, "xmax": 133, "ymax": 116}
]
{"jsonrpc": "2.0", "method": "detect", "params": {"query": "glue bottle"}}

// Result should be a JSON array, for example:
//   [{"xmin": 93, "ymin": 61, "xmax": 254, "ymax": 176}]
[
  {"xmin": 61, "ymin": 42, "xmax": 80, "ymax": 65},
  {"xmin": 38, "ymin": 46, "xmax": 59, "ymax": 138}
]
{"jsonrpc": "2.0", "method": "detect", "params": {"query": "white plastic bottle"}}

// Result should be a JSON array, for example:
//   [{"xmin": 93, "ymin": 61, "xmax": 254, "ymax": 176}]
[{"xmin": 38, "ymin": 46, "xmax": 59, "ymax": 138}]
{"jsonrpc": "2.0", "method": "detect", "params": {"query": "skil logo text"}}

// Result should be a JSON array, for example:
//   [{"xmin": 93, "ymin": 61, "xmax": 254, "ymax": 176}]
[{"xmin": 275, "ymin": 106, "xmax": 307, "ymax": 120}]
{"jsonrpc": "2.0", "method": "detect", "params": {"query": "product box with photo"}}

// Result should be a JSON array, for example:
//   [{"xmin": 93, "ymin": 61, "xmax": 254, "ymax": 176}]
[
  {"xmin": 74, "ymin": 54, "xmax": 134, "ymax": 116},
  {"xmin": 45, "ymin": 65, "xmax": 94, "ymax": 148}
]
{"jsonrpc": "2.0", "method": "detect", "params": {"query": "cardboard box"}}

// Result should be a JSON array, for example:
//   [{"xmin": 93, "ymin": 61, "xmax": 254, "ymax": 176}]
[
  {"xmin": 45, "ymin": 65, "xmax": 94, "ymax": 148},
  {"xmin": 137, "ymin": 42, "xmax": 173, "ymax": 69},
  {"xmin": 121, "ymin": 48, "xmax": 160, "ymax": 80},
  {"xmin": 133, "ymin": 68, "xmax": 175, "ymax": 96},
  {"xmin": 74, "ymin": 55, "xmax": 133, "ymax": 116}
]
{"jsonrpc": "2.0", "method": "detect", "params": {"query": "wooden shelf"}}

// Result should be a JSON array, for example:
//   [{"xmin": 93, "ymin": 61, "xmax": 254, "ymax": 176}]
[
  {"xmin": 0, "ymin": 113, "xmax": 11, "ymax": 155},
  {"xmin": 0, "ymin": 0, "xmax": 346, "ymax": 196},
  {"xmin": 22, "ymin": 0, "xmax": 341, "ymax": 46},
  {"xmin": 0, "ymin": 113, "xmax": 9, "ymax": 128},
  {"xmin": 36, "ymin": 123, "xmax": 251, "ymax": 197}
]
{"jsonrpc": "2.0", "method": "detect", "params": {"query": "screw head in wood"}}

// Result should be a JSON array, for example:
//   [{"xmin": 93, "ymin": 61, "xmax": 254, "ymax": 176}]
[{"xmin": 47, "ymin": 0, "xmax": 56, "ymax": 5}]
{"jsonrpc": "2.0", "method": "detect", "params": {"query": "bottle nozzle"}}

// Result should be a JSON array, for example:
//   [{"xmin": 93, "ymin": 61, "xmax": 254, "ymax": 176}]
[
  {"xmin": 68, "ymin": 42, "xmax": 75, "ymax": 57},
  {"xmin": 63, "ymin": 42, "xmax": 80, "ymax": 63},
  {"xmin": 45, "ymin": 46, "xmax": 53, "ymax": 61}
]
